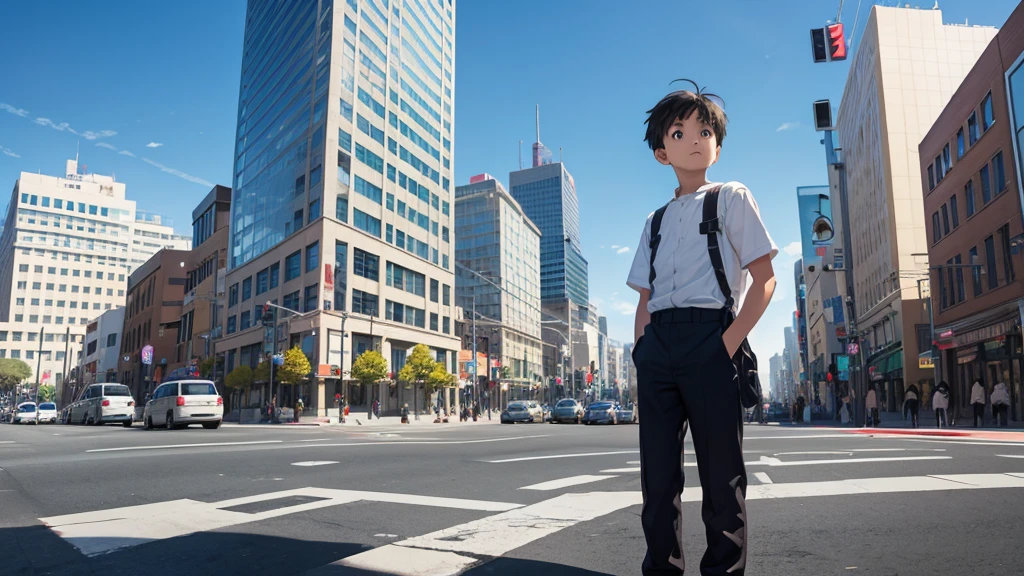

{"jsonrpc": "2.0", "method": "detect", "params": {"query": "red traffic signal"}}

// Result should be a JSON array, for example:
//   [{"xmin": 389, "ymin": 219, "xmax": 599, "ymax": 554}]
[{"xmin": 827, "ymin": 23, "xmax": 846, "ymax": 61}]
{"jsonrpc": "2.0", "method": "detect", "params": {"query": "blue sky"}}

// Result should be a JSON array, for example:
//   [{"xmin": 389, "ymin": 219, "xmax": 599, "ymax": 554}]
[{"xmin": 0, "ymin": 0, "xmax": 1020, "ymax": 365}]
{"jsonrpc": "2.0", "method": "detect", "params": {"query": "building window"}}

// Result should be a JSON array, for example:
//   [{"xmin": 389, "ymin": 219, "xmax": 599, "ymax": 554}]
[
  {"xmin": 242, "ymin": 277, "xmax": 252, "ymax": 301},
  {"xmin": 283, "ymin": 290, "xmax": 300, "ymax": 311},
  {"xmin": 353, "ymin": 248, "xmax": 380, "ymax": 281},
  {"xmin": 336, "ymin": 195, "xmax": 349, "ymax": 223},
  {"xmin": 443, "ymin": 284, "xmax": 450, "ymax": 306},
  {"xmin": 430, "ymin": 313, "xmax": 438, "ymax": 331},
  {"xmin": 980, "ymin": 165, "xmax": 992, "ymax": 203},
  {"xmin": 270, "ymin": 263, "xmax": 280, "ymax": 289},
  {"xmin": 942, "ymin": 144, "xmax": 951, "ymax": 174},
  {"xmin": 985, "ymin": 235, "xmax": 998, "ymax": 290},
  {"xmin": 940, "ymin": 205, "xmax": 950, "ymax": 235},
  {"xmin": 956, "ymin": 128, "xmax": 964, "ymax": 159},
  {"xmin": 934, "ymin": 155, "xmax": 943, "ymax": 181},
  {"xmin": 968, "ymin": 112, "xmax": 979, "ymax": 145},
  {"xmin": 998, "ymin": 224, "xmax": 1016, "ymax": 285},
  {"xmin": 443, "ymin": 316, "xmax": 450, "ymax": 334},
  {"xmin": 982, "ymin": 92, "xmax": 994, "ymax": 131},
  {"xmin": 309, "ymin": 198, "xmax": 321, "ymax": 222},
  {"xmin": 430, "ymin": 279, "xmax": 439, "ymax": 303},
  {"xmin": 352, "ymin": 289, "xmax": 379, "ymax": 316},
  {"xmin": 950, "ymin": 195, "xmax": 959, "ymax": 229},
  {"xmin": 306, "ymin": 242, "xmax": 320, "ymax": 273},
  {"xmin": 353, "ymin": 209, "xmax": 382, "ymax": 237},
  {"xmin": 965, "ymin": 180, "xmax": 976, "ymax": 216},
  {"xmin": 228, "ymin": 284, "xmax": 238, "ymax": 307},
  {"xmin": 285, "ymin": 251, "xmax": 301, "ymax": 281},
  {"xmin": 386, "ymin": 262, "xmax": 424, "ymax": 296},
  {"xmin": 304, "ymin": 284, "xmax": 319, "ymax": 312},
  {"xmin": 335, "ymin": 241, "xmax": 347, "ymax": 312},
  {"xmin": 256, "ymin": 269, "xmax": 269, "ymax": 295},
  {"xmin": 227, "ymin": 316, "xmax": 237, "ymax": 334},
  {"xmin": 992, "ymin": 151, "xmax": 1006, "ymax": 194},
  {"xmin": 240, "ymin": 310, "xmax": 251, "ymax": 330}
]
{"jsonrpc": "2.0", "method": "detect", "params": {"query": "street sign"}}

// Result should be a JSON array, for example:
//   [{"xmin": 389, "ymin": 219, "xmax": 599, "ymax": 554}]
[
  {"xmin": 141, "ymin": 345, "xmax": 154, "ymax": 365},
  {"xmin": 918, "ymin": 351, "xmax": 935, "ymax": 369},
  {"xmin": 847, "ymin": 343, "xmax": 859, "ymax": 355}
]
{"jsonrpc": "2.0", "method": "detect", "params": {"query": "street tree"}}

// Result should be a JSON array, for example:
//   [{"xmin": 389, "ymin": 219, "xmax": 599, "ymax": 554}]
[
  {"xmin": 399, "ymin": 344, "xmax": 437, "ymax": 413},
  {"xmin": 253, "ymin": 360, "xmax": 271, "ymax": 385},
  {"xmin": 199, "ymin": 357, "xmax": 215, "ymax": 379},
  {"xmin": 224, "ymin": 365, "xmax": 253, "ymax": 409},
  {"xmin": 36, "ymin": 384, "xmax": 55, "ymax": 402},
  {"xmin": 351, "ymin": 349, "xmax": 388, "ymax": 390},
  {"xmin": 0, "ymin": 358, "xmax": 33, "ymax": 391},
  {"xmin": 277, "ymin": 346, "xmax": 312, "ymax": 386}
]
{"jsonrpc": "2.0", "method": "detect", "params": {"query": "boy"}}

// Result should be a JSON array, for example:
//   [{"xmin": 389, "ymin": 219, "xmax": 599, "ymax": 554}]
[{"xmin": 627, "ymin": 82, "xmax": 777, "ymax": 575}]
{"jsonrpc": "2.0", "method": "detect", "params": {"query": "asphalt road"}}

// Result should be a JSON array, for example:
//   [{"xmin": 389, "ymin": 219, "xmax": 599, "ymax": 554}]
[{"xmin": 2, "ymin": 419, "xmax": 1024, "ymax": 576}]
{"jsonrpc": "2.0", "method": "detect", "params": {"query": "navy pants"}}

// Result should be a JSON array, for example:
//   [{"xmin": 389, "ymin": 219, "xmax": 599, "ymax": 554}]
[{"xmin": 634, "ymin": 310, "xmax": 747, "ymax": 575}]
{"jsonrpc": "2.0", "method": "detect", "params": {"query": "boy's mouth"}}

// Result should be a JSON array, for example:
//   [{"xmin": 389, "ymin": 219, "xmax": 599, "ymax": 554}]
[{"xmin": 690, "ymin": 152, "xmax": 701, "ymax": 156}]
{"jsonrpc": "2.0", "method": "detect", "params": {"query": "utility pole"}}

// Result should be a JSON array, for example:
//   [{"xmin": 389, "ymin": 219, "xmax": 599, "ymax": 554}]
[
  {"xmin": 60, "ymin": 327, "xmax": 70, "ymax": 408},
  {"xmin": 471, "ymin": 290, "xmax": 478, "ymax": 410},
  {"xmin": 34, "ymin": 327, "xmax": 44, "ymax": 404}
]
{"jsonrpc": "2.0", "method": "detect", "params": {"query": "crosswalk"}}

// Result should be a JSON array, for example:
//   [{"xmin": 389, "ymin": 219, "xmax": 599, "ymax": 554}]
[{"xmin": 36, "ymin": 444, "xmax": 1024, "ymax": 575}]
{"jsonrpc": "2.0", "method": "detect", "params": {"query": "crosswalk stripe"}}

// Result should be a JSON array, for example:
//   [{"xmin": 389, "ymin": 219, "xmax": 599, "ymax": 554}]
[
  {"xmin": 40, "ymin": 488, "xmax": 522, "ymax": 557},
  {"xmin": 520, "ymin": 475, "xmax": 617, "ymax": 491},
  {"xmin": 486, "ymin": 450, "xmax": 639, "ymax": 463},
  {"xmin": 753, "ymin": 472, "xmax": 773, "ymax": 484},
  {"xmin": 333, "ymin": 544, "xmax": 476, "ymax": 576}
]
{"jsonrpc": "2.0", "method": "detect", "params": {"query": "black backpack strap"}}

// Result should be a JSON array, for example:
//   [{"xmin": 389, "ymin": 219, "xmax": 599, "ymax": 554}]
[
  {"xmin": 647, "ymin": 203, "xmax": 670, "ymax": 293},
  {"xmin": 700, "ymin": 185, "xmax": 734, "ymax": 312}
]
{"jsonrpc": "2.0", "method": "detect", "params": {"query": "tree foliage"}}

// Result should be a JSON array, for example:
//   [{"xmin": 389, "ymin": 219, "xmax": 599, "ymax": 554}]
[
  {"xmin": 253, "ymin": 360, "xmax": 271, "ymax": 384},
  {"xmin": 224, "ymin": 365, "xmax": 253, "ymax": 390},
  {"xmin": 199, "ymin": 357, "xmax": 216, "ymax": 379},
  {"xmin": 37, "ymin": 384, "xmax": 55, "ymax": 402},
  {"xmin": 398, "ymin": 344, "xmax": 436, "ymax": 386},
  {"xmin": 277, "ymin": 347, "xmax": 312, "ymax": 385},
  {"xmin": 0, "ymin": 358, "xmax": 33, "ymax": 390},
  {"xmin": 426, "ymin": 362, "xmax": 456, "ymax": 395},
  {"xmin": 351, "ymin": 350, "xmax": 387, "ymax": 387}
]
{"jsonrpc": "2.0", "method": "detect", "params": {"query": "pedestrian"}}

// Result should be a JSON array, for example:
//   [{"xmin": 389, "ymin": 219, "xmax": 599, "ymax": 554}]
[
  {"xmin": 401, "ymin": 403, "xmax": 410, "ymax": 424},
  {"xmin": 991, "ymin": 381, "xmax": 1010, "ymax": 427},
  {"xmin": 865, "ymin": 384, "xmax": 879, "ymax": 427},
  {"xmin": 933, "ymin": 381, "xmax": 950, "ymax": 428},
  {"xmin": 294, "ymin": 397, "xmax": 303, "ymax": 423},
  {"xmin": 903, "ymin": 385, "xmax": 920, "ymax": 428},
  {"xmin": 627, "ymin": 82, "xmax": 777, "ymax": 575},
  {"xmin": 270, "ymin": 395, "xmax": 278, "ymax": 424},
  {"xmin": 971, "ymin": 379, "xmax": 986, "ymax": 428},
  {"xmin": 372, "ymin": 398, "xmax": 380, "ymax": 419}
]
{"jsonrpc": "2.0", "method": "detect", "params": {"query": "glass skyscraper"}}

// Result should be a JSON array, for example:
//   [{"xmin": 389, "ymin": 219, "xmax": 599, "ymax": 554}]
[
  {"xmin": 509, "ymin": 162, "xmax": 589, "ymax": 307},
  {"xmin": 220, "ymin": 0, "xmax": 460, "ymax": 417}
]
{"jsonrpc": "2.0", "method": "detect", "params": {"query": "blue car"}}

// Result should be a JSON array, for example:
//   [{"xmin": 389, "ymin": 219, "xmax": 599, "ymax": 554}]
[
  {"xmin": 582, "ymin": 401, "xmax": 617, "ymax": 425},
  {"xmin": 615, "ymin": 403, "xmax": 637, "ymax": 424},
  {"xmin": 550, "ymin": 399, "xmax": 583, "ymax": 424}
]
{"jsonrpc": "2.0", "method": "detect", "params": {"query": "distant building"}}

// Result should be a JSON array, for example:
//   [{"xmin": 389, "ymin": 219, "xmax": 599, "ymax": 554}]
[{"xmin": 77, "ymin": 307, "xmax": 125, "ymax": 388}]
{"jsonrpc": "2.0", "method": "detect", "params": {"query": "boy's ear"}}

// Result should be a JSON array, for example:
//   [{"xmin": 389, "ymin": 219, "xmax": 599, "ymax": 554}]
[
  {"xmin": 654, "ymin": 148, "xmax": 671, "ymax": 166},
  {"xmin": 713, "ymin": 146, "xmax": 721, "ymax": 165}
]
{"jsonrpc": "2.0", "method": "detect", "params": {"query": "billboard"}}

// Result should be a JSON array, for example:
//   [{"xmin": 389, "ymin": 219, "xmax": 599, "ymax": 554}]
[{"xmin": 796, "ymin": 186, "xmax": 834, "ymax": 271}]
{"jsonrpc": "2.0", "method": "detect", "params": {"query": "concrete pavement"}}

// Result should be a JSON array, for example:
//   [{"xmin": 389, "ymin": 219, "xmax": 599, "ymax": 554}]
[{"xmin": 2, "ymin": 420, "xmax": 1023, "ymax": 575}]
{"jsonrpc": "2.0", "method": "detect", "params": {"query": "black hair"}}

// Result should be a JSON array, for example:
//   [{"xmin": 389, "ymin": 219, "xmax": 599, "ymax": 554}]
[{"xmin": 644, "ymin": 79, "xmax": 728, "ymax": 152}]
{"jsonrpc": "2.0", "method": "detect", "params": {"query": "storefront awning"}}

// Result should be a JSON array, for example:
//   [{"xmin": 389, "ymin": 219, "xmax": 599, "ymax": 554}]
[{"xmin": 868, "ymin": 348, "xmax": 902, "ymax": 379}]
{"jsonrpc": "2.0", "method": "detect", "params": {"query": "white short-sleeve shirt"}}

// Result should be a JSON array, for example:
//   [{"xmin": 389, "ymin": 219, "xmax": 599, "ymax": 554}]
[{"xmin": 626, "ymin": 181, "xmax": 778, "ymax": 314}]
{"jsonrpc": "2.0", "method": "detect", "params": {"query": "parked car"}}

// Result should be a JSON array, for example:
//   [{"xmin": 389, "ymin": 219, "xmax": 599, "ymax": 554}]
[
  {"xmin": 550, "ymin": 398, "xmax": 584, "ymax": 424},
  {"xmin": 615, "ymin": 402, "xmax": 637, "ymax": 424},
  {"xmin": 540, "ymin": 404, "xmax": 552, "ymax": 422},
  {"xmin": 66, "ymin": 383, "xmax": 135, "ymax": 426},
  {"xmin": 143, "ymin": 379, "xmax": 223, "ymax": 430},
  {"xmin": 36, "ymin": 402, "xmax": 58, "ymax": 424},
  {"xmin": 11, "ymin": 402, "xmax": 38, "ymax": 424},
  {"xmin": 582, "ymin": 401, "xmax": 617, "ymax": 425},
  {"xmin": 500, "ymin": 401, "xmax": 543, "ymax": 424}
]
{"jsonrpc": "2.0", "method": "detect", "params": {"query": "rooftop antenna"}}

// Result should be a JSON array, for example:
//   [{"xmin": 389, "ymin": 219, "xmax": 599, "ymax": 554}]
[
  {"xmin": 559, "ymin": 147, "xmax": 562, "ymax": 163},
  {"xmin": 932, "ymin": 0, "xmax": 939, "ymax": 9},
  {"xmin": 535, "ymin": 104, "xmax": 540, "ymax": 143}
]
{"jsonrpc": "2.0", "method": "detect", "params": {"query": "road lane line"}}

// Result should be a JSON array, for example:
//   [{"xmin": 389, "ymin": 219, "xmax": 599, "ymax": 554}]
[
  {"xmin": 758, "ymin": 455, "xmax": 951, "ymax": 467},
  {"xmin": 290, "ymin": 461, "xmax": 339, "ymax": 467},
  {"xmin": 520, "ymin": 475, "xmax": 617, "ymax": 491},
  {"xmin": 997, "ymin": 454, "xmax": 1024, "ymax": 459},
  {"xmin": 774, "ymin": 451, "xmax": 853, "ymax": 456},
  {"xmin": 753, "ymin": 472, "xmax": 773, "ymax": 484},
  {"xmin": 86, "ymin": 440, "xmax": 283, "ymax": 453},
  {"xmin": 486, "ymin": 450, "xmax": 639, "ymax": 463},
  {"xmin": 849, "ymin": 448, "xmax": 946, "ymax": 452},
  {"xmin": 41, "ymin": 487, "xmax": 522, "ymax": 557}
]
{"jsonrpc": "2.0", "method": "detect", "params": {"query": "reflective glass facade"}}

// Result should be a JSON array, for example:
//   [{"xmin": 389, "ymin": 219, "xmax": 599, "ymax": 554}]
[{"xmin": 509, "ymin": 162, "xmax": 589, "ymax": 306}]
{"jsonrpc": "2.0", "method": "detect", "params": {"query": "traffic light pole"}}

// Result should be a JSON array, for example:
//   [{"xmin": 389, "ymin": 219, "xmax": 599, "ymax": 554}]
[{"xmin": 263, "ymin": 301, "xmax": 307, "ymax": 423}]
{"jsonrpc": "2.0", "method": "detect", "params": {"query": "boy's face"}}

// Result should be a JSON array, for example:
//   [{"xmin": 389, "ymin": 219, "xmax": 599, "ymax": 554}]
[{"xmin": 653, "ymin": 110, "xmax": 720, "ymax": 171}]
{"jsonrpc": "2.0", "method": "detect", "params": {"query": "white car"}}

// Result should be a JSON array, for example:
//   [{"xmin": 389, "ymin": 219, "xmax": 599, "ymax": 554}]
[
  {"xmin": 36, "ymin": 402, "xmax": 58, "ymax": 424},
  {"xmin": 11, "ymin": 402, "xmax": 38, "ymax": 424},
  {"xmin": 143, "ymin": 379, "xmax": 223, "ymax": 430},
  {"xmin": 66, "ymin": 383, "xmax": 136, "ymax": 426}
]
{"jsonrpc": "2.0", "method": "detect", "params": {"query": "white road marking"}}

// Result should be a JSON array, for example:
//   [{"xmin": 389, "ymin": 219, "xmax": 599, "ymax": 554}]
[
  {"xmin": 758, "ymin": 455, "xmax": 951, "ymax": 467},
  {"xmin": 0, "ymin": 441, "xmax": 16, "ymax": 444},
  {"xmin": 997, "ymin": 454, "xmax": 1024, "ymax": 459},
  {"xmin": 336, "ymin": 544, "xmax": 476, "ymax": 575},
  {"xmin": 774, "ymin": 451, "xmax": 852, "ymax": 456},
  {"xmin": 373, "ymin": 533, "xmax": 399, "ymax": 538},
  {"xmin": 520, "ymin": 475, "xmax": 617, "ymax": 491},
  {"xmin": 394, "ymin": 491, "xmax": 643, "ymax": 557},
  {"xmin": 744, "ymin": 434, "xmax": 857, "ymax": 440},
  {"xmin": 486, "ymin": 450, "xmax": 638, "ymax": 463},
  {"xmin": 298, "ymin": 438, "xmax": 330, "ymax": 442},
  {"xmin": 40, "ymin": 488, "xmax": 521, "ymax": 557},
  {"xmin": 290, "ymin": 461, "xmax": 339, "ymax": 467},
  {"xmin": 880, "ymin": 436, "xmax": 1024, "ymax": 446},
  {"xmin": 627, "ymin": 460, "xmax": 640, "ymax": 465},
  {"xmin": 86, "ymin": 440, "xmax": 283, "ymax": 453},
  {"xmin": 753, "ymin": 472, "xmax": 773, "ymax": 484},
  {"xmin": 849, "ymin": 448, "xmax": 946, "ymax": 452}
]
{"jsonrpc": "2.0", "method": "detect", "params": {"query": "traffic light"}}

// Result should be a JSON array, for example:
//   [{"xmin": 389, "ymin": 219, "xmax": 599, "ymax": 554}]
[
  {"xmin": 261, "ymin": 303, "xmax": 275, "ymax": 327},
  {"xmin": 810, "ymin": 27, "xmax": 828, "ymax": 63},
  {"xmin": 827, "ymin": 23, "xmax": 846, "ymax": 61}
]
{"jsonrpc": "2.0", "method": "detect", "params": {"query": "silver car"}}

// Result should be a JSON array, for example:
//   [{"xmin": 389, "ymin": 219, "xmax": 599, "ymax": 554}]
[{"xmin": 11, "ymin": 402, "xmax": 38, "ymax": 424}]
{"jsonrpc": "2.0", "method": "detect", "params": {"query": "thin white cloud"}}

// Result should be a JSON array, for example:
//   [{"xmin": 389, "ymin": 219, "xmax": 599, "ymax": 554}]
[
  {"xmin": 783, "ymin": 241, "xmax": 802, "ymax": 256},
  {"xmin": 145, "ymin": 142, "xmax": 163, "ymax": 148},
  {"xmin": 96, "ymin": 142, "xmax": 117, "ymax": 150},
  {"xmin": 141, "ymin": 157, "xmax": 213, "ymax": 187},
  {"xmin": 33, "ymin": 117, "xmax": 116, "ymax": 140},
  {"xmin": 776, "ymin": 122, "xmax": 800, "ymax": 132},
  {"xmin": 616, "ymin": 246, "xmax": 630, "ymax": 254},
  {"xmin": 1, "ymin": 145, "xmax": 20, "ymax": 158},
  {"xmin": 611, "ymin": 301, "xmax": 634, "ymax": 315},
  {"xmin": 0, "ymin": 103, "xmax": 29, "ymax": 117},
  {"xmin": 118, "ymin": 150, "xmax": 136, "ymax": 157},
  {"xmin": 611, "ymin": 245, "xmax": 621, "ymax": 250},
  {"xmin": 600, "ymin": 245, "xmax": 606, "ymax": 249}
]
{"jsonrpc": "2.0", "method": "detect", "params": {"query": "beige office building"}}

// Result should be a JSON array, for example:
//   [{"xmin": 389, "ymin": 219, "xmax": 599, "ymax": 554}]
[{"xmin": 836, "ymin": 5, "xmax": 998, "ymax": 408}]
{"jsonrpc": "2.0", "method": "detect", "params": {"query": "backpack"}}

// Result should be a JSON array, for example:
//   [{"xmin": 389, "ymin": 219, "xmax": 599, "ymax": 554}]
[{"xmin": 649, "ymin": 184, "xmax": 762, "ymax": 409}]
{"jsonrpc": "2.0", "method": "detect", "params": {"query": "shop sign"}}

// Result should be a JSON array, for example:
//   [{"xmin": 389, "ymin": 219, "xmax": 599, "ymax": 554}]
[
  {"xmin": 955, "ymin": 319, "xmax": 1017, "ymax": 348},
  {"xmin": 918, "ymin": 351, "xmax": 935, "ymax": 369}
]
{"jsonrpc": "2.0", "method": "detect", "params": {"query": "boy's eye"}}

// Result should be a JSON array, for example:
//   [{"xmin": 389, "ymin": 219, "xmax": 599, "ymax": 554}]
[
  {"xmin": 701, "ymin": 129, "xmax": 712, "ymax": 138},
  {"xmin": 671, "ymin": 130, "xmax": 684, "ymax": 140}
]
